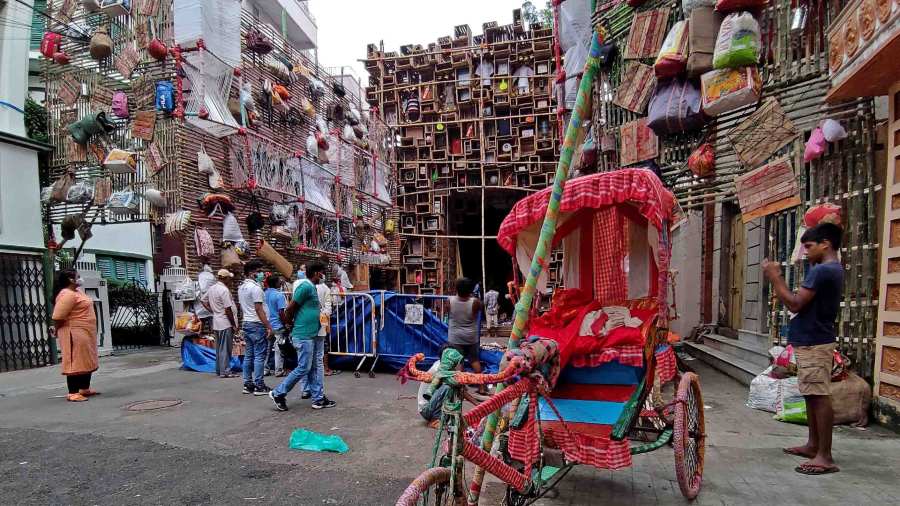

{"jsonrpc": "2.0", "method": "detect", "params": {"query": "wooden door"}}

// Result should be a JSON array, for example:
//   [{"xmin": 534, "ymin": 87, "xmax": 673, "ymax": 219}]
[{"xmin": 728, "ymin": 214, "xmax": 745, "ymax": 330}]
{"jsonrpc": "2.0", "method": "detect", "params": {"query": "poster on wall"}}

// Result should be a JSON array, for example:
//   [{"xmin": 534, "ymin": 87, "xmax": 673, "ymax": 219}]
[{"xmin": 734, "ymin": 156, "xmax": 801, "ymax": 221}]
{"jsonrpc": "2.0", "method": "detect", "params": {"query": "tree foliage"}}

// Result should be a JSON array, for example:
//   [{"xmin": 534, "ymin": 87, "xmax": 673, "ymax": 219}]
[{"xmin": 522, "ymin": 1, "xmax": 553, "ymax": 29}]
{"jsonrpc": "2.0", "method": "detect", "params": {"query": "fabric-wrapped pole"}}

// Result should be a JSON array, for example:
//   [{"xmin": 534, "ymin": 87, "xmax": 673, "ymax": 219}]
[{"xmin": 466, "ymin": 30, "xmax": 604, "ymax": 505}]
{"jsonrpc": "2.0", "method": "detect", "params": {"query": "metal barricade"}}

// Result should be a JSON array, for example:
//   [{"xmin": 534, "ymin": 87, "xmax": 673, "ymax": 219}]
[
  {"xmin": 330, "ymin": 292, "xmax": 379, "ymax": 377},
  {"xmin": 369, "ymin": 292, "xmax": 452, "ymax": 366}
]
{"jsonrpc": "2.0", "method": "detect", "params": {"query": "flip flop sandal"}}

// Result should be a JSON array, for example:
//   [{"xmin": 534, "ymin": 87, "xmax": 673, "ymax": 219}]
[
  {"xmin": 79, "ymin": 389, "xmax": 101, "ymax": 397},
  {"xmin": 783, "ymin": 447, "xmax": 815, "ymax": 457},
  {"xmin": 795, "ymin": 464, "xmax": 840, "ymax": 475},
  {"xmin": 66, "ymin": 394, "xmax": 88, "ymax": 402}
]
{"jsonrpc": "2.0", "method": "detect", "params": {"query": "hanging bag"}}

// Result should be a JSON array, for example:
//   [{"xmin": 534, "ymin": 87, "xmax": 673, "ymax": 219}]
[
  {"xmin": 164, "ymin": 210, "xmax": 192, "ymax": 236},
  {"xmin": 688, "ymin": 143, "xmax": 715, "ymax": 177},
  {"xmin": 647, "ymin": 79, "xmax": 705, "ymax": 136},
  {"xmin": 257, "ymin": 240, "xmax": 293, "ymax": 279},
  {"xmin": 155, "ymin": 80, "xmax": 175, "ymax": 112},
  {"xmin": 245, "ymin": 193, "xmax": 265, "ymax": 233},
  {"xmin": 222, "ymin": 212, "xmax": 245, "ymax": 243},
  {"xmin": 50, "ymin": 170, "xmax": 76, "ymax": 203},
  {"xmin": 221, "ymin": 245, "xmax": 242, "ymax": 270},
  {"xmin": 246, "ymin": 27, "xmax": 274, "ymax": 54},
  {"xmin": 40, "ymin": 32, "xmax": 62, "ymax": 59},
  {"xmin": 147, "ymin": 20, "xmax": 168, "ymax": 61},
  {"xmin": 107, "ymin": 190, "xmax": 140, "ymax": 214},
  {"xmin": 66, "ymin": 180, "xmax": 94, "ymax": 203},
  {"xmin": 194, "ymin": 227, "xmax": 215, "ymax": 258},
  {"xmin": 93, "ymin": 177, "xmax": 112, "ymax": 205},
  {"xmin": 111, "ymin": 91, "xmax": 129, "ymax": 118},
  {"xmin": 89, "ymin": 26, "xmax": 113, "ymax": 60}
]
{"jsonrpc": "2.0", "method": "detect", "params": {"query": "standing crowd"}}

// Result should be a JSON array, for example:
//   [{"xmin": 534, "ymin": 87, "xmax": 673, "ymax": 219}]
[{"xmin": 198, "ymin": 260, "xmax": 340, "ymax": 411}]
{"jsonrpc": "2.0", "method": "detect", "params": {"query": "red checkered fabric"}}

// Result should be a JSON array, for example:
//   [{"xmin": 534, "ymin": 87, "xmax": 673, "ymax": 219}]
[
  {"xmin": 507, "ymin": 397, "xmax": 540, "ymax": 475},
  {"xmin": 593, "ymin": 207, "xmax": 627, "ymax": 304},
  {"xmin": 570, "ymin": 345, "xmax": 644, "ymax": 368},
  {"xmin": 543, "ymin": 426, "xmax": 633, "ymax": 470},
  {"xmin": 656, "ymin": 345, "xmax": 677, "ymax": 383},
  {"xmin": 497, "ymin": 169, "xmax": 675, "ymax": 255}
]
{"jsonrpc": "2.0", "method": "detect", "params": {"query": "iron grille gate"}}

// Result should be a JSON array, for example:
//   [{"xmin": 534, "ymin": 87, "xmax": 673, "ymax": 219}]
[
  {"xmin": 0, "ymin": 251, "xmax": 53, "ymax": 372},
  {"xmin": 108, "ymin": 282, "xmax": 162, "ymax": 350}
]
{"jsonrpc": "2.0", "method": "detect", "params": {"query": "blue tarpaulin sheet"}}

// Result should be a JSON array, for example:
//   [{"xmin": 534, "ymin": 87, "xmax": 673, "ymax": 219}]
[
  {"xmin": 329, "ymin": 291, "xmax": 502, "ymax": 373},
  {"xmin": 181, "ymin": 338, "xmax": 242, "ymax": 373}
]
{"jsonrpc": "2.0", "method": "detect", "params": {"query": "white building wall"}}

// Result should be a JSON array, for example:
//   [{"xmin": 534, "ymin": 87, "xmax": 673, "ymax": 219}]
[
  {"xmin": 0, "ymin": 144, "xmax": 44, "ymax": 250},
  {"xmin": 0, "ymin": 0, "xmax": 31, "ymax": 136}
]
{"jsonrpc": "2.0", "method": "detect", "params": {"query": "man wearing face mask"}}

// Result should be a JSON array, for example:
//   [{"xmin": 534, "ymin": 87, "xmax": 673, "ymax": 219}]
[
  {"xmin": 238, "ymin": 260, "xmax": 273, "ymax": 395},
  {"xmin": 270, "ymin": 262, "xmax": 336, "ymax": 411}
]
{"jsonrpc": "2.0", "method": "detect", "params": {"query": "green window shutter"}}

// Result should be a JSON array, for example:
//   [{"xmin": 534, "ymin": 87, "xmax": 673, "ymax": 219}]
[
  {"xmin": 30, "ymin": 1, "xmax": 47, "ymax": 51},
  {"xmin": 97, "ymin": 257, "xmax": 115, "ymax": 280},
  {"xmin": 114, "ymin": 259, "xmax": 127, "ymax": 280}
]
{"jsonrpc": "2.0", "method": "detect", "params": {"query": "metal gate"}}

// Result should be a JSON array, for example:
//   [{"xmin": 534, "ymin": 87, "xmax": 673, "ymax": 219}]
[
  {"xmin": 108, "ymin": 282, "xmax": 162, "ymax": 350},
  {"xmin": 0, "ymin": 251, "xmax": 53, "ymax": 371}
]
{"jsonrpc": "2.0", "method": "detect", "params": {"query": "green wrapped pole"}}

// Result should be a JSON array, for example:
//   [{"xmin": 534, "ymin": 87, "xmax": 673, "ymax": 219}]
[{"xmin": 465, "ymin": 31, "xmax": 603, "ymax": 505}]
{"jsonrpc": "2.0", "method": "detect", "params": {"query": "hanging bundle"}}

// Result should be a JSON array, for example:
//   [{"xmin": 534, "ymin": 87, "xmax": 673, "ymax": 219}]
[
  {"xmin": 111, "ymin": 91, "xmax": 129, "ymax": 118},
  {"xmin": 688, "ymin": 143, "xmax": 715, "ymax": 177},
  {"xmin": 93, "ymin": 177, "xmax": 112, "ymax": 206},
  {"xmin": 49, "ymin": 170, "xmax": 76, "ymax": 203},
  {"xmin": 89, "ymin": 26, "xmax": 113, "ymax": 60},
  {"xmin": 107, "ymin": 190, "xmax": 140, "ymax": 215}
]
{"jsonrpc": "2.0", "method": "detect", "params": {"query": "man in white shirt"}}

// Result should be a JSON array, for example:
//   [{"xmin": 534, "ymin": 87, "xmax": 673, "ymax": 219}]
[
  {"xmin": 200, "ymin": 269, "xmax": 238, "ymax": 378},
  {"xmin": 237, "ymin": 260, "xmax": 273, "ymax": 395}
]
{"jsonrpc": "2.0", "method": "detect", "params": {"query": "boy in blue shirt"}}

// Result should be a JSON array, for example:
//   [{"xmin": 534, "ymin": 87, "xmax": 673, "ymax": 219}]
[
  {"xmin": 264, "ymin": 274, "xmax": 288, "ymax": 377},
  {"xmin": 763, "ymin": 223, "xmax": 844, "ymax": 475}
]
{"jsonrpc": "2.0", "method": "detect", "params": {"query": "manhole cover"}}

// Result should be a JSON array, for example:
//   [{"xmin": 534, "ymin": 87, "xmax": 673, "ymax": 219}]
[{"xmin": 125, "ymin": 399, "xmax": 183, "ymax": 412}]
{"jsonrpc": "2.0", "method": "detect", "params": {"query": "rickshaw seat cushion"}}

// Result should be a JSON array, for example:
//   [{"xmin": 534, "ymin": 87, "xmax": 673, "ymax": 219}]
[{"xmin": 538, "ymin": 398, "xmax": 626, "ymax": 425}]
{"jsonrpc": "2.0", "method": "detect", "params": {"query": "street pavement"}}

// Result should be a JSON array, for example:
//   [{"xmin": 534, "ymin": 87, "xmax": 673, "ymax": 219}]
[{"xmin": 1, "ymin": 347, "xmax": 898, "ymax": 505}]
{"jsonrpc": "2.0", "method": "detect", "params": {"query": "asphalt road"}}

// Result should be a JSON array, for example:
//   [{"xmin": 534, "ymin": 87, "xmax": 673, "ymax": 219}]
[{"xmin": 1, "ymin": 348, "xmax": 899, "ymax": 505}]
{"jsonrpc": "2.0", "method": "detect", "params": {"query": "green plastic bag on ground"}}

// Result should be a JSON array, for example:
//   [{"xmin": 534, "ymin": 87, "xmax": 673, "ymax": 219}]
[
  {"xmin": 774, "ymin": 398, "xmax": 808, "ymax": 425},
  {"xmin": 289, "ymin": 429, "xmax": 349, "ymax": 453}
]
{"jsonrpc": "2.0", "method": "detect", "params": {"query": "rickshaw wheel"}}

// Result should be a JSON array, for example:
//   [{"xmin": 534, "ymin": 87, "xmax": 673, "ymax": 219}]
[
  {"xmin": 673, "ymin": 372, "xmax": 705, "ymax": 500},
  {"xmin": 396, "ymin": 467, "xmax": 461, "ymax": 506}
]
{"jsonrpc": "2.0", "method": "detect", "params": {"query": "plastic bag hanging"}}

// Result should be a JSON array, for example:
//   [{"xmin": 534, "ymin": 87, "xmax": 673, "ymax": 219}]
[{"xmin": 222, "ymin": 212, "xmax": 245, "ymax": 243}]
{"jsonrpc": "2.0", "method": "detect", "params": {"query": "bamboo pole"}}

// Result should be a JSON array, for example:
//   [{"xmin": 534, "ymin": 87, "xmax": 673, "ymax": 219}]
[{"xmin": 465, "ymin": 31, "xmax": 602, "ymax": 506}]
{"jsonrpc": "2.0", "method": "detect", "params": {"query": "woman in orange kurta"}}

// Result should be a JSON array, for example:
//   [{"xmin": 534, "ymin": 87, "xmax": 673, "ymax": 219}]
[{"xmin": 52, "ymin": 269, "xmax": 99, "ymax": 402}]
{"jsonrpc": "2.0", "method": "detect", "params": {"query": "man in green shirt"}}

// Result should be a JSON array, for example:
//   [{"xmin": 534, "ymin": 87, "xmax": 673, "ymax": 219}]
[{"xmin": 270, "ymin": 262, "xmax": 336, "ymax": 411}]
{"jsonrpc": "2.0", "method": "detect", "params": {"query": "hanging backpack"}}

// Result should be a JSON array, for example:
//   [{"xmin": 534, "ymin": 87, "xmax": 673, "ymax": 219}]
[
  {"xmin": 89, "ymin": 26, "xmax": 113, "ymax": 60},
  {"xmin": 111, "ymin": 91, "xmax": 129, "ymax": 118},
  {"xmin": 245, "ymin": 192, "xmax": 265, "ymax": 233},
  {"xmin": 40, "ymin": 32, "xmax": 62, "ymax": 59},
  {"xmin": 246, "ymin": 27, "xmax": 274, "ymax": 54},
  {"xmin": 155, "ymin": 80, "xmax": 175, "ymax": 112}
]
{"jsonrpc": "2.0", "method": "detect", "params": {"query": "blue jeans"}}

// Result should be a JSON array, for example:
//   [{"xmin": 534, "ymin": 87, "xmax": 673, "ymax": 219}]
[
  {"xmin": 274, "ymin": 337, "xmax": 323, "ymax": 401},
  {"xmin": 241, "ymin": 322, "xmax": 268, "ymax": 388},
  {"xmin": 300, "ymin": 337, "xmax": 325, "ymax": 399}
]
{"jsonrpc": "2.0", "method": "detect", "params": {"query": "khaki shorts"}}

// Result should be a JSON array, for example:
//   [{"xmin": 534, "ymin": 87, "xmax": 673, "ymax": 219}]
[{"xmin": 794, "ymin": 343, "xmax": 835, "ymax": 396}]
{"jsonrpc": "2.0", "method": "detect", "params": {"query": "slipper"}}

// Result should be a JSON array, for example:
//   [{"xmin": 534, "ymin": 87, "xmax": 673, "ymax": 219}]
[
  {"xmin": 78, "ymin": 389, "xmax": 100, "ymax": 397},
  {"xmin": 66, "ymin": 393, "xmax": 88, "ymax": 402},
  {"xmin": 783, "ymin": 447, "xmax": 816, "ymax": 458},
  {"xmin": 795, "ymin": 464, "xmax": 839, "ymax": 475}
]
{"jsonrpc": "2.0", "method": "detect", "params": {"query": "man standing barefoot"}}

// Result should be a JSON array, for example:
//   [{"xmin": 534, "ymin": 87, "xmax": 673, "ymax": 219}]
[{"xmin": 763, "ymin": 223, "xmax": 844, "ymax": 475}]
